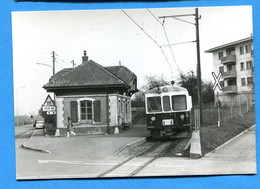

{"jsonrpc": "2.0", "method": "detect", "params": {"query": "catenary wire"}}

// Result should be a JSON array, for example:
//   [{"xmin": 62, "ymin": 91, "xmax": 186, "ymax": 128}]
[
  {"xmin": 121, "ymin": 9, "xmax": 174, "ymax": 77},
  {"xmin": 147, "ymin": 9, "xmax": 182, "ymax": 74}
]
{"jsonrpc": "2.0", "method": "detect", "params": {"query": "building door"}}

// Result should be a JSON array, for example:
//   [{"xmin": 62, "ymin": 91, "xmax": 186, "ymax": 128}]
[{"xmin": 80, "ymin": 100, "xmax": 93, "ymax": 124}]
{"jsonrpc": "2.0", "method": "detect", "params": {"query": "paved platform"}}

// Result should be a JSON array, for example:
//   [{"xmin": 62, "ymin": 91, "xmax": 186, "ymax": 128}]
[{"xmin": 16, "ymin": 119, "xmax": 150, "ymax": 179}]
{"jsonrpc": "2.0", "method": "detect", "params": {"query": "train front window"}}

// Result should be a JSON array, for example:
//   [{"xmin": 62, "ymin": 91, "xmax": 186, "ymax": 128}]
[
  {"xmin": 147, "ymin": 97, "xmax": 162, "ymax": 113},
  {"xmin": 172, "ymin": 95, "xmax": 187, "ymax": 110},
  {"xmin": 163, "ymin": 96, "xmax": 171, "ymax": 111}
]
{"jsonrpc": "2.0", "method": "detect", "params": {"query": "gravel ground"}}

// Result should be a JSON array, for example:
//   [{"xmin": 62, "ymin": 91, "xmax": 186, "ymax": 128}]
[{"xmin": 115, "ymin": 137, "xmax": 191, "ymax": 158}]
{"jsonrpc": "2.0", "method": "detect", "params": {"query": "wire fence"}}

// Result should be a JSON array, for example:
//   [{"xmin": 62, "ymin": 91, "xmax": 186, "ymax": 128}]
[{"xmin": 202, "ymin": 93, "xmax": 255, "ymax": 127}]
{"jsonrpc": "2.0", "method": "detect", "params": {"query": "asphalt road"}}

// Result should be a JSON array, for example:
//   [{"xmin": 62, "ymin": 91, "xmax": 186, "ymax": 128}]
[
  {"xmin": 15, "ymin": 124, "xmax": 35, "ymax": 139},
  {"xmin": 15, "ymin": 124, "xmax": 256, "ymax": 180}
]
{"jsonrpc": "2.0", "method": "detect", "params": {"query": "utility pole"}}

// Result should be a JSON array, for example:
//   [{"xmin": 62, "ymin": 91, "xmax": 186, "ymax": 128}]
[
  {"xmin": 52, "ymin": 51, "xmax": 56, "ymax": 75},
  {"xmin": 52, "ymin": 51, "xmax": 56, "ymax": 103},
  {"xmin": 159, "ymin": 8, "xmax": 203, "ymax": 124},
  {"xmin": 195, "ymin": 8, "xmax": 203, "ymax": 125},
  {"xmin": 71, "ymin": 60, "xmax": 76, "ymax": 68}
]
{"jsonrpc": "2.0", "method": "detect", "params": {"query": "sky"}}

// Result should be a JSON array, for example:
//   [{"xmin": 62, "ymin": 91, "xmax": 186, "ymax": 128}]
[{"xmin": 12, "ymin": 6, "xmax": 253, "ymax": 116}]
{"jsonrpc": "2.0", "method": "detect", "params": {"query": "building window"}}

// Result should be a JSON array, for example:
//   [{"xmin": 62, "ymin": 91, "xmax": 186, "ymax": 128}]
[
  {"xmin": 220, "ymin": 81, "xmax": 224, "ymax": 88},
  {"xmin": 218, "ymin": 52, "xmax": 223, "ymax": 60},
  {"xmin": 247, "ymin": 77, "xmax": 253, "ymax": 86},
  {"xmin": 240, "ymin": 62, "xmax": 244, "ymax": 70},
  {"xmin": 80, "ymin": 101, "xmax": 86, "ymax": 120},
  {"xmin": 86, "ymin": 101, "xmax": 92, "ymax": 120},
  {"xmin": 219, "ymin": 66, "xmax": 224, "ymax": 73},
  {"xmin": 246, "ymin": 61, "xmax": 252, "ymax": 70},
  {"xmin": 241, "ymin": 78, "xmax": 246, "ymax": 86},
  {"xmin": 245, "ymin": 44, "xmax": 252, "ymax": 53},
  {"xmin": 239, "ymin": 46, "xmax": 244, "ymax": 55}
]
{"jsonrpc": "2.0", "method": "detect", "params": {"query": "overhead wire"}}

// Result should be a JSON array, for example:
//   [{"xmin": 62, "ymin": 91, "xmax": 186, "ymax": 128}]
[
  {"xmin": 121, "ymin": 9, "xmax": 174, "ymax": 77},
  {"xmin": 55, "ymin": 52, "xmax": 75, "ymax": 68},
  {"xmin": 146, "ymin": 9, "xmax": 182, "ymax": 75}
]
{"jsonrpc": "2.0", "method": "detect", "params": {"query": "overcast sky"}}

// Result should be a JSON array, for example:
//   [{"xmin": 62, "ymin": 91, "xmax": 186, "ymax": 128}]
[{"xmin": 12, "ymin": 6, "xmax": 253, "ymax": 116}]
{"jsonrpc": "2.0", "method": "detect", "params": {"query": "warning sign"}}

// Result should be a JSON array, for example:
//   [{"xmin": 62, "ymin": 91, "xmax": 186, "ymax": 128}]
[{"xmin": 42, "ymin": 95, "xmax": 56, "ymax": 115}]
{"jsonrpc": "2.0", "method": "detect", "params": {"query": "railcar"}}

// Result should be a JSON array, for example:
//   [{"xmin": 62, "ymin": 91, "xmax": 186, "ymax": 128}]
[{"xmin": 144, "ymin": 84, "xmax": 193, "ymax": 139}]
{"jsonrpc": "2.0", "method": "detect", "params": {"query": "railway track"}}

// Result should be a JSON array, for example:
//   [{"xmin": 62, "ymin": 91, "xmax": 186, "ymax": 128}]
[{"xmin": 97, "ymin": 140, "xmax": 180, "ymax": 177}]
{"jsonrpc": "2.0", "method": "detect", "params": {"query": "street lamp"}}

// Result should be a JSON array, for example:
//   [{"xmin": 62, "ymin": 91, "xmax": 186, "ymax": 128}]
[
  {"xmin": 16, "ymin": 86, "xmax": 25, "ymax": 127},
  {"xmin": 36, "ymin": 62, "xmax": 55, "ymax": 103},
  {"xmin": 36, "ymin": 62, "xmax": 54, "ymax": 75}
]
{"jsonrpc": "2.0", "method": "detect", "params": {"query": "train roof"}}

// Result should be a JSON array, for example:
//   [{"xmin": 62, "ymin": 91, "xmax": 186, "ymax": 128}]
[{"xmin": 144, "ymin": 85, "xmax": 188, "ymax": 94}]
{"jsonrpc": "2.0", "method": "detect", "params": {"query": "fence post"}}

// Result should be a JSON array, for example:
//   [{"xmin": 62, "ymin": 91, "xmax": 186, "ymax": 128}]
[
  {"xmin": 217, "ymin": 92, "xmax": 220, "ymax": 127},
  {"xmin": 231, "ymin": 96, "xmax": 233, "ymax": 119},
  {"xmin": 239, "ymin": 94, "xmax": 242, "ymax": 116}
]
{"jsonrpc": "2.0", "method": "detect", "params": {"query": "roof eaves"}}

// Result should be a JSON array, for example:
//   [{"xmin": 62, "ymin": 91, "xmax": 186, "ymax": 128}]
[
  {"xmin": 205, "ymin": 36, "xmax": 253, "ymax": 53},
  {"xmin": 43, "ymin": 83, "xmax": 130, "ymax": 90}
]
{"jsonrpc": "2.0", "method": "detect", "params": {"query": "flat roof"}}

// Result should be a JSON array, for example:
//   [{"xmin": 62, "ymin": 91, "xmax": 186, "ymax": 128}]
[{"xmin": 205, "ymin": 36, "xmax": 253, "ymax": 53}]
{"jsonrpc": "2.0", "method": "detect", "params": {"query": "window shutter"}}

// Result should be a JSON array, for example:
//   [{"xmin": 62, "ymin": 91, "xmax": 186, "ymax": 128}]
[
  {"xmin": 70, "ymin": 101, "xmax": 78, "ymax": 122},
  {"xmin": 94, "ymin": 100, "xmax": 101, "ymax": 122}
]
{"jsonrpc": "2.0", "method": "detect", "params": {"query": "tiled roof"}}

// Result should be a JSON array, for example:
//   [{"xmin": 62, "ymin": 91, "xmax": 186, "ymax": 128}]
[
  {"xmin": 44, "ymin": 60, "xmax": 133, "ymax": 89},
  {"xmin": 105, "ymin": 66, "xmax": 136, "ymax": 85}
]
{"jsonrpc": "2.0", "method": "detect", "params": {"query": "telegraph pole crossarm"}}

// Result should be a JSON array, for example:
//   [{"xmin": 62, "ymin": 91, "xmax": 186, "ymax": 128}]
[
  {"xmin": 158, "ymin": 14, "xmax": 195, "ymax": 19},
  {"xmin": 158, "ymin": 8, "xmax": 203, "ymax": 125}
]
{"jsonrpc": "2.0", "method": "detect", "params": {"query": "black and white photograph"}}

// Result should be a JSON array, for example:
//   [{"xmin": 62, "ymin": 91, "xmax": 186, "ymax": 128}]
[{"xmin": 12, "ymin": 6, "xmax": 256, "ymax": 180}]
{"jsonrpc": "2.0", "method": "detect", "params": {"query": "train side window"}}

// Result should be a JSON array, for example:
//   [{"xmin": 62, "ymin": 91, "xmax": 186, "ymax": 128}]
[
  {"xmin": 163, "ymin": 96, "xmax": 171, "ymax": 111},
  {"xmin": 147, "ymin": 97, "xmax": 162, "ymax": 113},
  {"xmin": 172, "ymin": 95, "xmax": 187, "ymax": 110}
]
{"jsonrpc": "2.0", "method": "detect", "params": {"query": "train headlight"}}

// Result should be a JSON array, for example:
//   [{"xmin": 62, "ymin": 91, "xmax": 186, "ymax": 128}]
[
  {"xmin": 151, "ymin": 116, "xmax": 156, "ymax": 121},
  {"xmin": 180, "ymin": 114, "xmax": 185, "ymax": 121}
]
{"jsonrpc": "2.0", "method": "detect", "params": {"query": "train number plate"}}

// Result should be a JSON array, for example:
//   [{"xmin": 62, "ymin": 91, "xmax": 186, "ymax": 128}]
[{"xmin": 162, "ymin": 119, "xmax": 174, "ymax": 126}]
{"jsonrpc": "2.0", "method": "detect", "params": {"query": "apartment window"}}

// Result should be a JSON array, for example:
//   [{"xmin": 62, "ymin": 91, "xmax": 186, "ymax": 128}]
[
  {"xmin": 241, "ymin": 78, "xmax": 246, "ymax": 86},
  {"xmin": 219, "ymin": 66, "xmax": 224, "ymax": 73},
  {"xmin": 239, "ymin": 46, "xmax": 244, "ymax": 55},
  {"xmin": 246, "ymin": 61, "xmax": 252, "ymax": 70},
  {"xmin": 240, "ymin": 62, "xmax": 244, "ymax": 70},
  {"xmin": 247, "ymin": 77, "xmax": 253, "ymax": 86},
  {"xmin": 245, "ymin": 44, "xmax": 252, "ymax": 53},
  {"xmin": 220, "ymin": 81, "xmax": 224, "ymax": 88},
  {"xmin": 218, "ymin": 52, "xmax": 223, "ymax": 60}
]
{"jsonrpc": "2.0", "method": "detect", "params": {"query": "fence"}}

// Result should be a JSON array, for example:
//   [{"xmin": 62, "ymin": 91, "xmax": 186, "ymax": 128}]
[{"xmin": 202, "ymin": 93, "xmax": 255, "ymax": 127}]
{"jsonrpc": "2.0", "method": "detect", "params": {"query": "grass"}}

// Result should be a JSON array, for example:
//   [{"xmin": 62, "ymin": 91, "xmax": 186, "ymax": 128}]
[{"xmin": 200, "ymin": 107, "xmax": 255, "ymax": 156}]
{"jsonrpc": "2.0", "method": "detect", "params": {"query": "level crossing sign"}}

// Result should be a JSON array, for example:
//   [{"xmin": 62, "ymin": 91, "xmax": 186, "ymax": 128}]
[
  {"xmin": 42, "ymin": 95, "xmax": 56, "ymax": 115},
  {"xmin": 212, "ymin": 72, "xmax": 222, "ymax": 91}
]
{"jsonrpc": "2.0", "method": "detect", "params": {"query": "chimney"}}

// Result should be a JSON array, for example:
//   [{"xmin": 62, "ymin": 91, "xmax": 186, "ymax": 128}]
[{"xmin": 82, "ymin": 50, "xmax": 88, "ymax": 63}]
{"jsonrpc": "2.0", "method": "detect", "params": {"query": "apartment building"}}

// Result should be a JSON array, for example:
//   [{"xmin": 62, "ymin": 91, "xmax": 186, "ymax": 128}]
[{"xmin": 205, "ymin": 36, "xmax": 254, "ymax": 106}]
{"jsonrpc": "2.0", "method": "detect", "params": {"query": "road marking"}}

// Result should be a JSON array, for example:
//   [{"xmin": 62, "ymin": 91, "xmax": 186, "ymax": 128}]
[{"xmin": 38, "ymin": 159, "xmax": 118, "ymax": 166}]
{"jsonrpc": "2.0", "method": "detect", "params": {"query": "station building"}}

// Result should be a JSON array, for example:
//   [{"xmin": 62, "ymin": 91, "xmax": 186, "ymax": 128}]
[
  {"xmin": 43, "ymin": 51, "xmax": 138, "ymax": 136},
  {"xmin": 205, "ymin": 36, "xmax": 254, "ymax": 106}
]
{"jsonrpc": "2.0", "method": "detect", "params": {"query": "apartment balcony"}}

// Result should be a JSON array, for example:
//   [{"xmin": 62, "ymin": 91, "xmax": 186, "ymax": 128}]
[
  {"xmin": 222, "ymin": 85, "xmax": 237, "ymax": 93},
  {"xmin": 221, "ymin": 55, "xmax": 236, "ymax": 64},
  {"xmin": 222, "ymin": 70, "xmax": 237, "ymax": 79}
]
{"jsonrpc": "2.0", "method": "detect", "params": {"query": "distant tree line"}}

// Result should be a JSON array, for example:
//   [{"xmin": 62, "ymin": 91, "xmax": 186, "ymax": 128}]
[{"xmin": 131, "ymin": 71, "xmax": 214, "ymax": 107}]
